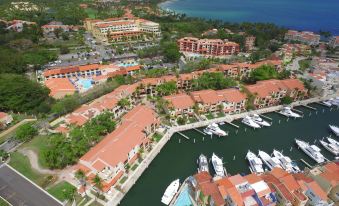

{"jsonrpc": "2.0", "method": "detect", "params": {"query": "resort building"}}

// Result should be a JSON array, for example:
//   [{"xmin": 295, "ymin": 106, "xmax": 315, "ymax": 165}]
[
  {"xmin": 0, "ymin": 112, "xmax": 13, "ymax": 129},
  {"xmin": 45, "ymin": 78, "xmax": 77, "ymax": 99},
  {"xmin": 245, "ymin": 79, "xmax": 307, "ymax": 108},
  {"xmin": 245, "ymin": 36, "xmax": 256, "ymax": 51},
  {"xmin": 73, "ymin": 105, "xmax": 159, "ymax": 193},
  {"xmin": 177, "ymin": 37, "xmax": 240, "ymax": 58},
  {"xmin": 279, "ymin": 44, "xmax": 311, "ymax": 63},
  {"xmin": 5, "ymin": 19, "xmax": 36, "ymax": 32},
  {"xmin": 41, "ymin": 21, "xmax": 80, "ymax": 35},
  {"xmin": 163, "ymin": 93, "xmax": 195, "ymax": 118},
  {"xmin": 284, "ymin": 30, "xmax": 320, "ymax": 46},
  {"xmin": 83, "ymin": 17, "xmax": 161, "ymax": 42},
  {"xmin": 328, "ymin": 36, "xmax": 339, "ymax": 48}
]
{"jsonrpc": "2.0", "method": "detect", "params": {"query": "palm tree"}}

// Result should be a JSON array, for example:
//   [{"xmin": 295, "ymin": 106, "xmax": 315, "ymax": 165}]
[
  {"xmin": 93, "ymin": 174, "xmax": 103, "ymax": 196},
  {"xmin": 75, "ymin": 169, "xmax": 86, "ymax": 186}
]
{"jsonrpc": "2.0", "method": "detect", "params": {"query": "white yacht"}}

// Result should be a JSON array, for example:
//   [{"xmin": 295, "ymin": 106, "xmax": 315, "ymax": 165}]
[
  {"xmin": 242, "ymin": 116, "xmax": 261, "ymax": 128},
  {"xmin": 279, "ymin": 107, "xmax": 301, "ymax": 118},
  {"xmin": 295, "ymin": 139, "xmax": 325, "ymax": 163},
  {"xmin": 246, "ymin": 150, "xmax": 264, "ymax": 174},
  {"xmin": 327, "ymin": 137, "xmax": 339, "ymax": 147},
  {"xmin": 161, "ymin": 179, "xmax": 180, "ymax": 205},
  {"xmin": 319, "ymin": 140, "xmax": 339, "ymax": 156},
  {"xmin": 258, "ymin": 150, "xmax": 282, "ymax": 170},
  {"xmin": 329, "ymin": 125, "xmax": 339, "ymax": 136},
  {"xmin": 203, "ymin": 123, "xmax": 228, "ymax": 136},
  {"xmin": 249, "ymin": 114, "xmax": 271, "ymax": 127},
  {"xmin": 197, "ymin": 154, "xmax": 209, "ymax": 173},
  {"xmin": 322, "ymin": 100, "xmax": 332, "ymax": 107},
  {"xmin": 272, "ymin": 149, "xmax": 300, "ymax": 173},
  {"xmin": 211, "ymin": 153, "xmax": 226, "ymax": 177},
  {"xmin": 330, "ymin": 98, "xmax": 339, "ymax": 106}
]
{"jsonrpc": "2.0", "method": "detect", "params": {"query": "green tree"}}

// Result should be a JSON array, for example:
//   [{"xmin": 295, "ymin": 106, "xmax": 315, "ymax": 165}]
[
  {"xmin": 161, "ymin": 42, "xmax": 181, "ymax": 62},
  {"xmin": 15, "ymin": 122, "xmax": 38, "ymax": 142},
  {"xmin": 93, "ymin": 174, "xmax": 103, "ymax": 194},
  {"xmin": 51, "ymin": 95, "xmax": 80, "ymax": 116},
  {"xmin": 249, "ymin": 64, "xmax": 279, "ymax": 82},
  {"xmin": 0, "ymin": 149, "xmax": 9, "ymax": 162},
  {"xmin": 156, "ymin": 81, "xmax": 177, "ymax": 96},
  {"xmin": 281, "ymin": 96, "xmax": 293, "ymax": 104},
  {"xmin": 193, "ymin": 72, "xmax": 237, "ymax": 90},
  {"xmin": 118, "ymin": 98, "xmax": 130, "ymax": 109}
]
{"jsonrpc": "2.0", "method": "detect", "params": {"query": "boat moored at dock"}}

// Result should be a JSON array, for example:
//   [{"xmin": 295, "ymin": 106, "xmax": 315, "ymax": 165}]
[
  {"xmin": 258, "ymin": 150, "xmax": 282, "ymax": 170},
  {"xmin": 246, "ymin": 150, "xmax": 264, "ymax": 174},
  {"xmin": 249, "ymin": 114, "xmax": 271, "ymax": 127},
  {"xmin": 211, "ymin": 153, "xmax": 226, "ymax": 177},
  {"xmin": 327, "ymin": 137, "xmax": 339, "ymax": 147},
  {"xmin": 242, "ymin": 116, "xmax": 261, "ymax": 128},
  {"xmin": 203, "ymin": 123, "xmax": 228, "ymax": 136},
  {"xmin": 295, "ymin": 139, "xmax": 325, "ymax": 163},
  {"xmin": 197, "ymin": 154, "xmax": 209, "ymax": 173},
  {"xmin": 279, "ymin": 107, "xmax": 302, "ymax": 118},
  {"xmin": 329, "ymin": 125, "xmax": 339, "ymax": 136},
  {"xmin": 319, "ymin": 139, "xmax": 339, "ymax": 156},
  {"xmin": 161, "ymin": 179, "xmax": 180, "ymax": 205},
  {"xmin": 272, "ymin": 149, "xmax": 300, "ymax": 173}
]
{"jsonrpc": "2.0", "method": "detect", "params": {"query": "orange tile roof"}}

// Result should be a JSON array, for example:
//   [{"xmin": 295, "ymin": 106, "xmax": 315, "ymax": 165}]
[
  {"xmin": 245, "ymin": 79, "xmax": 288, "ymax": 98},
  {"xmin": 44, "ymin": 78, "xmax": 77, "ymax": 97},
  {"xmin": 271, "ymin": 167, "xmax": 289, "ymax": 179},
  {"xmin": 305, "ymin": 181, "xmax": 328, "ymax": 201},
  {"xmin": 280, "ymin": 174, "xmax": 300, "ymax": 191},
  {"xmin": 43, "ymin": 64, "xmax": 102, "ymax": 77},
  {"xmin": 244, "ymin": 173, "xmax": 262, "ymax": 184},
  {"xmin": 163, "ymin": 93, "xmax": 194, "ymax": 110},
  {"xmin": 0, "ymin": 112, "xmax": 9, "ymax": 119},
  {"xmin": 281, "ymin": 79, "xmax": 306, "ymax": 91},
  {"xmin": 228, "ymin": 174, "xmax": 247, "ymax": 186},
  {"xmin": 216, "ymin": 88, "xmax": 246, "ymax": 103},
  {"xmin": 194, "ymin": 172, "xmax": 212, "ymax": 184},
  {"xmin": 190, "ymin": 89, "xmax": 224, "ymax": 105}
]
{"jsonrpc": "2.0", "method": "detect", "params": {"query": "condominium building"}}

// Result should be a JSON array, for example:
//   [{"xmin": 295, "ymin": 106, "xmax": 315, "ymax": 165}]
[
  {"xmin": 73, "ymin": 105, "xmax": 159, "ymax": 193},
  {"xmin": 245, "ymin": 36, "xmax": 256, "ymax": 51},
  {"xmin": 328, "ymin": 36, "xmax": 339, "ymax": 48},
  {"xmin": 41, "ymin": 21, "xmax": 80, "ymax": 35},
  {"xmin": 163, "ymin": 93, "xmax": 195, "ymax": 118},
  {"xmin": 285, "ymin": 30, "xmax": 320, "ymax": 46},
  {"xmin": 177, "ymin": 37, "xmax": 240, "ymax": 57},
  {"xmin": 84, "ymin": 17, "xmax": 160, "ymax": 42}
]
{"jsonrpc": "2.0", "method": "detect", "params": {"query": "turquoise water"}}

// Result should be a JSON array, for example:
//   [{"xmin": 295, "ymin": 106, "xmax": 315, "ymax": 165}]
[
  {"xmin": 121, "ymin": 104, "xmax": 339, "ymax": 206},
  {"xmin": 78, "ymin": 79, "xmax": 93, "ymax": 90},
  {"xmin": 160, "ymin": 0, "xmax": 339, "ymax": 35},
  {"xmin": 173, "ymin": 186, "xmax": 193, "ymax": 206},
  {"xmin": 118, "ymin": 62, "xmax": 138, "ymax": 67}
]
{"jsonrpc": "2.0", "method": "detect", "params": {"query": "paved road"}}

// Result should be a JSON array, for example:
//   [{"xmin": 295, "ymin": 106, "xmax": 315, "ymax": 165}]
[{"xmin": 0, "ymin": 165, "xmax": 62, "ymax": 206}]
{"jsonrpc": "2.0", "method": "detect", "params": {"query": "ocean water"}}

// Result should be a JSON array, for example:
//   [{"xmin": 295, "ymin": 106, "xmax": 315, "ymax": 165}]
[{"xmin": 160, "ymin": 0, "xmax": 339, "ymax": 35}]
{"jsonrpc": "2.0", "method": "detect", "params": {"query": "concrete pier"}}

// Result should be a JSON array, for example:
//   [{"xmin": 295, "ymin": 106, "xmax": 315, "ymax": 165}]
[
  {"xmin": 315, "ymin": 102, "xmax": 331, "ymax": 107},
  {"xmin": 177, "ymin": 132, "xmax": 190, "ymax": 140},
  {"xmin": 226, "ymin": 121, "xmax": 240, "ymax": 128},
  {"xmin": 300, "ymin": 159, "xmax": 312, "ymax": 168},
  {"xmin": 302, "ymin": 104, "xmax": 317, "ymax": 111},
  {"xmin": 193, "ymin": 128, "xmax": 206, "ymax": 135},
  {"xmin": 259, "ymin": 114, "xmax": 272, "ymax": 121}
]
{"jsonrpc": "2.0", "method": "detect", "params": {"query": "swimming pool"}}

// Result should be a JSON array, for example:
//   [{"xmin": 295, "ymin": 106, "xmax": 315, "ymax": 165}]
[
  {"xmin": 78, "ymin": 79, "xmax": 93, "ymax": 90},
  {"xmin": 118, "ymin": 62, "xmax": 138, "ymax": 67},
  {"xmin": 173, "ymin": 186, "xmax": 194, "ymax": 206}
]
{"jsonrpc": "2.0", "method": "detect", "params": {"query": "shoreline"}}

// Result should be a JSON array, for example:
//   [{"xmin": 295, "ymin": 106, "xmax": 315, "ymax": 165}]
[{"xmin": 107, "ymin": 94, "xmax": 338, "ymax": 206}]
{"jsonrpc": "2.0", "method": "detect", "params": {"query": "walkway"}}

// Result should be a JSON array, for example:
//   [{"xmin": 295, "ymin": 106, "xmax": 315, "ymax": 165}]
[
  {"xmin": 19, "ymin": 149, "xmax": 57, "ymax": 175},
  {"xmin": 0, "ymin": 118, "xmax": 37, "ymax": 140},
  {"xmin": 104, "ymin": 94, "xmax": 338, "ymax": 206}
]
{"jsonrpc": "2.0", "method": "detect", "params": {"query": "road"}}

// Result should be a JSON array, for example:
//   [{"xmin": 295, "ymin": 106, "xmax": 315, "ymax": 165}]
[
  {"xmin": 0, "ymin": 164, "xmax": 62, "ymax": 206},
  {"xmin": 286, "ymin": 56, "xmax": 306, "ymax": 71}
]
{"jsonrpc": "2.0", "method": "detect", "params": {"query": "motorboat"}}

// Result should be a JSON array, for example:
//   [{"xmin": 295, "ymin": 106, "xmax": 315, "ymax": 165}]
[
  {"xmin": 203, "ymin": 123, "xmax": 228, "ymax": 136},
  {"xmin": 330, "ymin": 98, "xmax": 339, "ymax": 106},
  {"xmin": 246, "ymin": 150, "xmax": 264, "ymax": 174},
  {"xmin": 161, "ymin": 179, "xmax": 180, "ymax": 205},
  {"xmin": 327, "ymin": 137, "xmax": 339, "ymax": 147},
  {"xmin": 295, "ymin": 139, "xmax": 325, "ymax": 163},
  {"xmin": 319, "ymin": 140, "xmax": 339, "ymax": 156},
  {"xmin": 272, "ymin": 149, "xmax": 300, "ymax": 173},
  {"xmin": 249, "ymin": 114, "xmax": 271, "ymax": 127},
  {"xmin": 279, "ymin": 107, "xmax": 301, "ymax": 118},
  {"xmin": 258, "ymin": 150, "xmax": 282, "ymax": 170},
  {"xmin": 321, "ymin": 100, "xmax": 332, "ymax": 107},
  {"xmin": 329, "ymin": 125, "xmax": 339, "ymax": 136},
  {"xmin": 197, "ymin": 154, "xmax": 209, "ymax": 173},
  {"xmin": 242, "ymin": 116, "xmax": 261, "ymax": 128},
  {"xmin": 211, "ymin": 153, "xmax": 226, "ymax": 177}
]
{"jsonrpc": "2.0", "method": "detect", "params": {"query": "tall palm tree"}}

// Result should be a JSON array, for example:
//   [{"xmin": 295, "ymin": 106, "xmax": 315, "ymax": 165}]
[{"xmin": 93, "ymin": 174, "xmax": 103, "ymax": 196}]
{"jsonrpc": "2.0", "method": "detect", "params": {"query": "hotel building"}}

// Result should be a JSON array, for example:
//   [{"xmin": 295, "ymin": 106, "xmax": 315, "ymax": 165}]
[{"xmin": 285, "ymin": 30, "xmax": 320, "ymax": 46}]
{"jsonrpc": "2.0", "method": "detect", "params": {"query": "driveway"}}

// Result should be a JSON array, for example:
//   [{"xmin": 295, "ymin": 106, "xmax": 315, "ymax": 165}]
[{"xmin": 0, "ymin": 164, "xmax": 62, "ymax": 206}]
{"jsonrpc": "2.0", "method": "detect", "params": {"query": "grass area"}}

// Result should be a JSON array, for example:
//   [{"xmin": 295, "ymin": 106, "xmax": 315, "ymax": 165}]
[
  {"xmin": 131, "ymin": 164, "xmax": 138, "ymax": 171},
  {"xmin": 47, "ymin": 181, "xmax": 77, "ymax": 202},
  {"xmin": 298, "ymin": 59, "xmax": 311, "ymax": 71},
  {"xmin": 152, "ymin": 133, "xmax": 163, "ymax": 142},
  {"xmin": 84, "ymin": 8, "xmax": 97, "ymax": 19},
  {"xmin": 9, "ymin": 152, "xmax": 55, "ymax": 188},
  {"xmin": 206, "ymin": 113, "xmax": 214, "ymax": 120},
  {"xmin": 22, "ymin": 135, "xmax": 50, "ymax": 168},
  {"xmin": 217, "ymin": 112, "xmax": 225, "ymax": 117},
  {"xmin": 0, "ymin": 197, "xmax": 10, "ymax": 206},
  {"xmin": 188, "ymin": 117, "xmax": 197, "ymax": 123},
  {"xmin": 119, "ymin": 176, "xmax": 128, "ymax": 184}
]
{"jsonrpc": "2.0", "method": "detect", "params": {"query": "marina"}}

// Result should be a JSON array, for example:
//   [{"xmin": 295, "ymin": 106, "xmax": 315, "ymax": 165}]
[{"xmin": 120, "ymin": 103, "xmax": 339, "ymax": 206}]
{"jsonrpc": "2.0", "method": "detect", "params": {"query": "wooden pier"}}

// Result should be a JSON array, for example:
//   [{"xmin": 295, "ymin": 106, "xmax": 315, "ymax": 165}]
[
  {"xmin": 193, "ymin": 128, "xmax": 206, "ymax": 135},
  {"xmin": 302, "ymin": 104, "xmax": 317, "ymax": 111},
  {"xmin": 291, "ymin": 108, "xmax": 304, "ymax": 114},
  {"xmin": 177, "ymin": 132, "xmax": 190, "ymax": 140},
  {"xmin": 226, "ymin": 121, "xmax": 239, "ymax": 128},
  {"xmin": 259, "ymin": 114, "xmax": 272, "ymax": 121},
  {"xmin": 300, "ymin": 159, "xmax": 312, "ymax": 168}
]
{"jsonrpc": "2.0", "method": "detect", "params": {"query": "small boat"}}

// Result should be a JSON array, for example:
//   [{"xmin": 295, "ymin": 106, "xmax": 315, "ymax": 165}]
[
  {"xmin": 330, "ymin": 98, "xmax": 339, "ymax": 106},
  {"xmin": 258, "ymin": 150, "xmax": 282, "ymax": 170},
  {"xmin": 246, "ymin": 150, "xmax": 264, "ymax": 174},
  {"xmin": 197, "ymin": 154, "xmax": 209, "ymax": 173},
  {"xmin": 249, "ymin": 114, "xmax": 271, "ymax": 127},
  {"xmin": 327, "ymin": 137, "xmax": 339, "ymax": 147},
  {"xmin": 211, "ymin": 153, "xmax": 226, "ymax": 177},
  {"xmin": 319, "ymin": 140, "xmax": 339, "ymax": 156},
  {"xmin": 321, "ymin": 100, "xmax": 332, "ymax": 107},
  {"xmin": 329, "ymin": 125, "xmax": 339, "ymax": 136},
  {"xmin": 161, "ymin": 179, "xmax": 180, "ymax": 205},
  {"xmin": 295, "ymin": 139, "xmax": 325, "ymax": 163},
  {"xmin": 272, "ymin": 149, "xmax": 300, "ymax": 173},
  {"xmin": 203, "ymin": 123, "xmax": 228, "ymax": 136},
  {"xmin": 279, "ymin": 107, "xmax": 301, "ymax": 118},
  {"xmin": 242, "ymin": 116, "xmax": 261, "ymax": 128}
]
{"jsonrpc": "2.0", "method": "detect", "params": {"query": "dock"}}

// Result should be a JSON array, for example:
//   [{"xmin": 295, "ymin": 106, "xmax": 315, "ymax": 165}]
[
  {"xmin": 259, "ymin": 114, "xmax": 272, "ymax": 121},
  {"xmin": 193, "ymin": 128, "xmax": 206, "ymax": 135},
  {"xmin": 302, "ymin": 104, "xmax": 317, "ymax": 111},
  {"xmin": 315, "ymin": 102, "xmax": 331, "ymax": 107},
  {"xmin": 226, "ymin": 121, "xmax": 239, "ymax": 128},
  {"xmin": 300, "ymin": 159, "xmax": 312, "ymax": 168},
  {"xmin": 291, "ymin": 108, "xmax": 304, "ymax": 114},
  {"xmin": 177, "ymin": 132, "xmax": 190, "ymax": 140}
]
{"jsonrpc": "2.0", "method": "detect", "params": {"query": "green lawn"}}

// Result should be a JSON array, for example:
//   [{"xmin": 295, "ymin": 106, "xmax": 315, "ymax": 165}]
[
  {"xmin": 206, "ymin": 113, "xmax": 214, "ymax": 120},
  {"xmin": 22, "ymin": 135, "xmax": 50, "ymax": 168},
  {"xmin": 9, "ymin": 152, "xmax": 55, "ymax": 188},
  {"xmin": 48, "ymin": 181, "xmax": 77, "ymax": 202},
  {"xmin": 0, "ymin": 197, "xmax": 10, "ymax": 206},
  {"xmin": 152, "ymin": 133, "xmax": 163, "ymax": 142},
  {"xmin": 119, "ymin": 176, "xmax": 128, "ymax": 184},
  {"xmin": 131, "ymin": 164, "xmax": 138, "ymax": 171}
]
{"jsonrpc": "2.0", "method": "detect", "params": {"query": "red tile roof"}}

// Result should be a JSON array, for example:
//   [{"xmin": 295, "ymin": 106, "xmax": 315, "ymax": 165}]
[
  {"xmin": 190, "ymin": 90, "xmax": 224, "ymax": 105},
  {"xmin": 44, "ymin": 78, "xmax": 77, "ymax": 98},
  {"xmin": 217, "ymin": 88, "xmax": 246, "ymax": 103},
  {"xmin": 163, "ymin": 93, "xmax": 194, "ymax": 110}
]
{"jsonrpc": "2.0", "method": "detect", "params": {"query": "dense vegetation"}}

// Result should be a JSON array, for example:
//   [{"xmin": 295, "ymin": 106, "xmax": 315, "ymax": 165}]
[
  {"xmin": 42, "ymin": 112, "xmax": 116, "ymax": 169},
  {"xmin": 247, "ymin": 64, "xmax": 290, "ymax": 83},
  {"xmin": 193, "ymin": 72, "xmax": 237, "ymax": 90}
]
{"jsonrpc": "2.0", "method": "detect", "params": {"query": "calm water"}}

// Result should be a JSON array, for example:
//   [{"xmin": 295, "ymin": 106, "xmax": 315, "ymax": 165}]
[
  {"xmin": 160, "ymin": 0, "xmax": 339, "ymax": 35},
  {"xmin": 121, "ymin": 104, "xmax": 339, "ymax": 206}
]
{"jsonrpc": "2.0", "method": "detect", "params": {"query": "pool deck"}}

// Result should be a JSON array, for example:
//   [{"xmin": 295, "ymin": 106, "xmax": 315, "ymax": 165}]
[{"xmin": 105, "ymin": 94, "xmax": 339, "ymax": 206}]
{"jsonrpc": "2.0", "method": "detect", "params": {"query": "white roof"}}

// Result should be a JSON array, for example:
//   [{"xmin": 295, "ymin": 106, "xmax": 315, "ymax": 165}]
[{"xmin": 250, "ymin": 181, "xmax": 269, "ymax": 194}]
